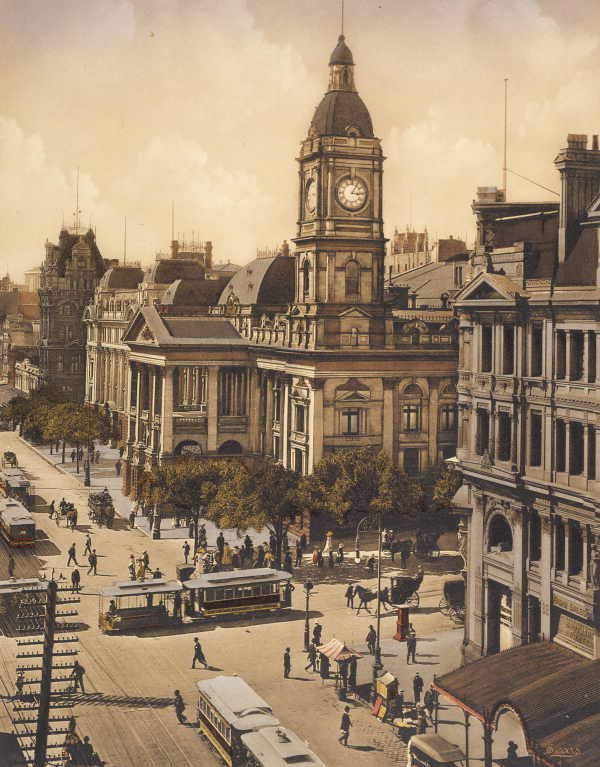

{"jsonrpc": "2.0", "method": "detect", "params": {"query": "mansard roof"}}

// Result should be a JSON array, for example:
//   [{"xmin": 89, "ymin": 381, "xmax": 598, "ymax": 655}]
[
  {"xmin": 122, "ymin": 305, "xmax": 246, "ymax": 348},
  {"xmin": 218, "ymin": 256, "xmax": 294, "ymax": 307}
]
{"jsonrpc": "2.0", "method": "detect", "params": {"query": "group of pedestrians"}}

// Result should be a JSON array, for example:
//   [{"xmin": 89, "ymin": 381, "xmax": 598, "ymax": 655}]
[{"xmin": 66, "ymin": 537, "xmax": 98, "ymax": 576}]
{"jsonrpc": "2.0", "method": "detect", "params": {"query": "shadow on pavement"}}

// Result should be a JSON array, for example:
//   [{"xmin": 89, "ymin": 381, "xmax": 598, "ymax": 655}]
[
  {"xmin": 54, "ymin": 692, "xmax": 173, "ymax": 709},
  {"xmin": 0, "ymin": 732, "xmax": 26, "ymax": 767}
]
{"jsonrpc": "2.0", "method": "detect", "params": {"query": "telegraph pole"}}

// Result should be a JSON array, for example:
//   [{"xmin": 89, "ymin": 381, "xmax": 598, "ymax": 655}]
[{"xmin": 33, "ymin": 579, "xmax": 57, "ymax": 767}]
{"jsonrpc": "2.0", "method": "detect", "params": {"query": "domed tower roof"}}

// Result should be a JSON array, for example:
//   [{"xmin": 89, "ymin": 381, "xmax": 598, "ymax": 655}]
[{"xmin": 309, "ymin": 35, "xmax": 374, "ymax": 139}]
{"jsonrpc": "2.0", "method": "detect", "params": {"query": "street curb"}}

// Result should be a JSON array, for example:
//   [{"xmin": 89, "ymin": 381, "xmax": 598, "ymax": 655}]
[{"xmin": 17, "ymin": 435, "xmax": 90, "ymax": 490}]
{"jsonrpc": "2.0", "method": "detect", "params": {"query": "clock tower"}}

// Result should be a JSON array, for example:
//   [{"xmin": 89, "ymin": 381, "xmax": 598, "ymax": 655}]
[{"xmin": 294, "ymin": 34, "xmax": 386, "ymax": 326}]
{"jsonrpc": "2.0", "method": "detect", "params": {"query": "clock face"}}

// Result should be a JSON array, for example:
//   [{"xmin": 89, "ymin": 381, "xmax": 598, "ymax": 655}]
[
  {"xmin": 305, "ymin": 179, "xmax": 317, "ymax": 214},
  {"xmin": 336, "ymin": 176, "xmax": 368, "ymax": 211}
]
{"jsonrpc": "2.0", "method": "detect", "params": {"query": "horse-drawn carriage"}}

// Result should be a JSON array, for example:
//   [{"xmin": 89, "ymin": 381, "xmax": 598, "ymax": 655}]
[
  {"xmin": 438, "ymin": 577, "xmax": 465, "ymax": 623},
  {"xmin": 413, "ymin": 530, "xmax": 440, "ymax": 559},
  {"xmin": 2, "ymin": 451, "xmax": 17, "ymax": 468},
  {"xmin": 390, "ymin": 567, "xmax": 424, "ymax": 608},
  {"xmin": 88, "ymin": 489, "xmax": 115, "ymax": 528}
]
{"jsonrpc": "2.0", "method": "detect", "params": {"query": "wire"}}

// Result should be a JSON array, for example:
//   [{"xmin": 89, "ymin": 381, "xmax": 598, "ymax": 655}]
[{"xmin": 506, "ymin": 168, "xmax": 559, "ymax": 197}]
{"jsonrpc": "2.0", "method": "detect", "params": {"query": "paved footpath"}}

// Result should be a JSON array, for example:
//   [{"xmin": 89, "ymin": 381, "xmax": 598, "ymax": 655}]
[{"xmin": 0, "ymin": 431, "xmax": 463, "ymax": 767}]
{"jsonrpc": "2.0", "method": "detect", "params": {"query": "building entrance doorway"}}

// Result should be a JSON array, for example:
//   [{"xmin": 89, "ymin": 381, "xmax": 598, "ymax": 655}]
[{"xmin": 486, "ymin": 581, "xmax": 513, "ymax": 654}]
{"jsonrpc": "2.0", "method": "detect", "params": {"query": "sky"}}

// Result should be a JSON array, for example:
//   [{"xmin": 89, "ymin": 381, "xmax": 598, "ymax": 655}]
[{"xmin": 1, "ymin": 0, "xmax": 599, "ymax": 278}]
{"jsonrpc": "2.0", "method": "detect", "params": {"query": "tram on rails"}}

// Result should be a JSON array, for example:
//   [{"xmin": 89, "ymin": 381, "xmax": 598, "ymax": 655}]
[
  {"xmin": 98, "ymin": 579, "xmax": 183, "ymax": 632},
  {"xmin": 197, "ymin": 676, "xmax": 280, "ymax": 767},
  {"xmin": 0, "ymin": 468, "xmax": 32, "ymax": 507},
  {"xmin": 242, "ymin": 726, "xmax": 326, "ymax": 767},
  {"xmin": 0, "ymin": 499, "xmax": 36, "ymax": 547},
  {"xmin": 183, "ymin": 568, "xmax": 294, "ymax": 618}
]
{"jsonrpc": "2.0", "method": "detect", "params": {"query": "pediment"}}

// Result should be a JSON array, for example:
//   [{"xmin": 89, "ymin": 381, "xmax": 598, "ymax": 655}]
[
  {"xmin": 338, "ymin": 306, "xmax": 373, "ymax": 319},
  {"xmin": 335, "ymin": 377, "xmax": 371, "ymax": 401},
  {"xmin": 588, "ymin": 191, "xmax": 600, "ymax": 219},
  {"xmin": 122, "ymin": 309, "xmax": 156, "ymax": 345},
  {"xmin": 455, "ymin": 272, "xmax": 521, "ymax": 303}
]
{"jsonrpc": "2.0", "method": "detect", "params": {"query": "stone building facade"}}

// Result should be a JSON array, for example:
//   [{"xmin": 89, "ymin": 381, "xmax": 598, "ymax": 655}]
[
  {"xmin": 386, "ymin": 227, "xmax": 430, "ymax": 281},
  {"xmin": 39, "ymin": 228, "xmax": 107, "ymax": 399},
  {"xmin": 455, "ymin": 133, "xmax": 600, "ymax": 662},
  {"xmin": 120, "ymin": 35, "xmax": 459, "ymax": 500}
]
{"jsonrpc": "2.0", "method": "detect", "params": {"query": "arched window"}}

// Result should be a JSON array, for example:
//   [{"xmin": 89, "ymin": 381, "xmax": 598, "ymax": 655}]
[
  {"xmin": 302, "ymin": 260, "xmax": 310, "ymax": 299},
  {"xmin": 345, "ymin": 260, "xmax": 359, "ymax": 297},
  {"xmin": 488, "ymin": 514, "xmax": 513, "ymax": 552}
]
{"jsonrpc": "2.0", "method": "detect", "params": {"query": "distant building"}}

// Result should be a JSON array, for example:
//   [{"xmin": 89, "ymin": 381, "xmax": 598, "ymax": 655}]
[
  {"xmin": 38, "ymin": 227, "xmax": 107, "ymax": 399},
  {"xmin": 437, "ymin": 235, "xmax": 467, "ymax": 262},
  {"xmin": 24, "ymin": 267, "xmax": 42, "ymax": 293},
  {"xmin": 209, "ymin": 260, "xmax": 242, "ymax": 281},
  {"xmin": 386, "ymin": 227, "xmax": 430, "ymax": 280}
]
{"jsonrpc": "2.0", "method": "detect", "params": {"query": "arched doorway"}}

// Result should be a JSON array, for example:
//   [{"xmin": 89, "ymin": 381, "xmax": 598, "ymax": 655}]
[
  {"xmin": 174, "ymin": 440, "xmax": 202, "ymax": 457},
  {"xmin": 218, "ymin": 440, "xmax": 242, "ymax": 455}
]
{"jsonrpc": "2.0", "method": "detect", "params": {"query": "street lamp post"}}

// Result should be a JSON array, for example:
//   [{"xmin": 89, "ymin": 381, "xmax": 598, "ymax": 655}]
[
  {"xmin": 355, "ymin": 515, "xmax": 371, "ymax": 563},
  {"xmin": 303, "ymin": 581, "xmax": 314, "ymax": 651},
  {"xmin": 371, "ymin": 509, "xmax": 384, "ymax": 698}
]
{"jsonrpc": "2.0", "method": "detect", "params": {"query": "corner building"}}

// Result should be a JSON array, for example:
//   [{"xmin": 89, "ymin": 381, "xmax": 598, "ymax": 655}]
[{"xmin": 122, "ymin": 36, "xmax": 458, "ymax": 507}]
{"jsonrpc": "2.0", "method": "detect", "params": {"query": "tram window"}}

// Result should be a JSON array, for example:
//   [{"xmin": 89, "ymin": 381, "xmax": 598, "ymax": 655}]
[
  {"xmin": 261, "ymin": 583, "xmax": 272, "ymax": 595},
  {"xmin": 224, "ymin": 588, "xmax": 234, "ymax": 600},
  {"xmin": 252, "ymin": 586, "xmax": 260, "ymax": 596},
  {"xmin": 215, "ymin": 588, "xmax": 225, "ymax": 601}
]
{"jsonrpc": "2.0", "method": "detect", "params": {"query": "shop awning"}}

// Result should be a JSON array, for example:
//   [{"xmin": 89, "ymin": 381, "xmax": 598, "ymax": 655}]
[
  {"xmin": 317, "ymin": 638, "xmax": 363, "ymax": 662},
  {"xmin": 434, "ymin": 642, "xmax": 600, "ymax": 767}
]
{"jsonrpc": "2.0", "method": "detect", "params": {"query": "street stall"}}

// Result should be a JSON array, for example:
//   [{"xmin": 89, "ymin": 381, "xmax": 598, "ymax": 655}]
[
  {"xmin": 316, "ymin": 637, "xmax": 363, "ymax": 698},
  {"xmin": 98, "ymin": 579, "xmax": 183, "ymax": 632}
]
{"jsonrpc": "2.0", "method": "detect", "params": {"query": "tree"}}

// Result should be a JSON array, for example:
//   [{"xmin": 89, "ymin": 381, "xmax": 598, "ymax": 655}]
[
  {"xmin": 66, "ymin": 406, "xmax": 104, "ymax": 473},
  {"xmin": 431, "ymin": 464, "xmax": 462, "ymax": 515},
  {"xmin": 43, "ymin": 403, "xmax": 79, "ymax": 463},
  {"xmin": 3, "ymin": 396, "xmax": 32, "ymax": 435},
  {"xmin": 297, "ymin": 448, "xmax": 423, "ymax": 527},
  {"xmin": 208, "ymin": 461, "xmax": 299, "ymax": 567}
]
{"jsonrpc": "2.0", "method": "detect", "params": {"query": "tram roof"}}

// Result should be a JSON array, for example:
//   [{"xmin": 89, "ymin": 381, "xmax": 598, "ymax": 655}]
[
  {"xmin": 197, "ymin": 675, "xmax": 279, "ymax": 731},
  {"xmin": 0, "ymin": 578, "xmax": 45, "ymax": 594},
  {"xmin": 184, "ymin": 568, "xmax": 291, "ymax": 590},
  {"xmin": 99, "ymin": 578, "xmax": 183, "ymax": 598},
  {"xmin": 0, "ymin": 504, "xmax": 34, "ymax": 523},
  {"xmin": 242, "ymin": 727, "xmax": 326, "ymax": 767}
]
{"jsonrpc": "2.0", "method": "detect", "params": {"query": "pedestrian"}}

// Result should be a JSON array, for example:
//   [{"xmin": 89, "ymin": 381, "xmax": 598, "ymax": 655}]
[
  {"xmin": 182, "ymin": 541, "xmax": 190, "ymax": 564},
  {"xmin": 413, "ymin": 672, "xmax": 424, "ymax": 704},
  {"xmin": 328, "ymin": 550, "xmax": 335, "ymax": 568},
  {"xmin": 216, "ymin": 531, "xmax": 225, "ymax": 556},
  {"xmin": 337, "ymin": 543, "xmax": 345, "ymax": 563},
  {"xmin": 192, "ymin": 637, "xmax": 208, "ymax": 669},
  {"xmin": 232, "ymin": 547, "xmax": 241, "ymax": 569},
  {"xmin": 128, "ymin": 559, "xmax": 136, "ymax": 580},
  {"xmin": 70, "ymin": 660, "xmax": 86, "ymax": 693},
  {"xmin": 344, "ymin": 584, "xmax": 354, "ymax": 608},
  {"xmin": 295, "ymin": 539, "xmax": 303, "ymax": 568},
  {"xmin": 424, "ymin": 687, "xmax": 435, "ymax": 723},
  {"xmin": 283, "ymin": 581, "xmax": 295, "ymax": 605},
  {"xmin": 506, "ymin": 741, "xmax": 519, "ymax": 763},
  {"xmin": 264, "ymin": 549, "xmax": 274, "ymax": 568},
  {"xmin": 416, "ymin": 704, "xmax": 427, "ymax": 734},
  {"xmin": 15, "ymin": 670, "xmax": 24, "ymax": 698},
  {"xmin": 70, "ymin": 449, "xmax": 76, "ymax": 463},
  {"xmin": 95, "ymin": 449, "xmax": 101, "ymax": 464},
  {"xmin": 87, "ymin": 550, "xmax": 98, "ymax": 576},
  {"xmin": 366, "ymin": 555, "xmax": 375, "ymax": 574},
  {"xmin": 8, "ymin": 553, "xmax": 15, "ymax": 579},
  {"xmin": 67, "ymin": 543, "xmax": 78, "ymax": 567},
  {"xmin": 83, "ymin": 533, "xmax": 92, "ymax": 557},
  {"xmin": 283, "ymin": 647, "xmax": 291, "ymax": 679},
  {"xmin": 300, "ymin": 532, "xmax": 307, "ymax": 551},
  {"xmin": 319, "ymin": 654, "xmax": 330, "ymax": 681},
  {"xmin": 380, "ymin": 585, "xmax": 391, "ymax": 610},
  {"xmin": 255, "ymin": 545, "xmax": 265, "ymax": 568},
  {"xmin": 406, "ymin": 625, "xmax": 417, "ymax": 664},
  {"xmin": 305, "ymin": 642, "xmax": 318, "ymax": 672},
  {"xmin": 153, "ymin": 567, "xmax": 162, "ymax": 579},
  {"xmin": 172, "ymin": 591, "xmax": 182, "ymax": 621},
  {"xmin": 366, "ymin": 625, "xmax": 376, "ymax": 655},
  {"xmin": 173, "ymin": 690, "xmax": 186, "ymax": 724},
  {"xmin": 115, "ymin": 460, "xmax": 121, "ymax": 477},
  {"xmin": 142, "ymin": 550, "xmax": 150, "ymax": 571},
  {"xmin": 48, "ymin": 500, "xmax": 55, "ymax": 519},
  {"xmin": 338, "ymin": 705, "xmax": 351, "ymax": 747},
  {"xmin": 317, "ymin": 549, "xmax": 324, "ymax": 568},
  {"xmin": 129, "ymin": 509, "xmax": 136, "ymax": 528},
  {"xmin": 136, "ymin": 558, "xmax": 146, "ymax": 581},
  {"xmin": 284, "ymin": 550, "xmax": 293, "ymax": 573},
  {"xmin": 312, "ymin": 622, "xmax": 322, "ymax": 646},
  {"xmin": 70, "ymin": 568, "xmax": 81, "ymax": 593}
]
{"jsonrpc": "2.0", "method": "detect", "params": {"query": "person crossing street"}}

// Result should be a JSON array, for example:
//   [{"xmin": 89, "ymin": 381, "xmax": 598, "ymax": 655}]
[
  {"xmin": 67, "ymin": 543, "xmax": 78, "ymax": 567},
  {"xmin": 192, "ymin": 637, "xmax": 208, "ymax": 669}
]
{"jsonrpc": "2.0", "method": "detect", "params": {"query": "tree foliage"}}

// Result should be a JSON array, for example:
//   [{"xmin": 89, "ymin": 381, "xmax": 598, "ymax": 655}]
[
  {"xmin": 139, "ymin": 457, "xmax": 223, "ymax": 516},
  {"xmin": 431, "ymin": 465, "xmax": 462, "ymax": 514},
  {"xmin": 297, "ymin": 448, "xmax": 423, "ymax": 526}
]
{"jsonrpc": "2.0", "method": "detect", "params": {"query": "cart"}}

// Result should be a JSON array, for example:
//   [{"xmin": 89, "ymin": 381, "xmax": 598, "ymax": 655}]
[
  {"xmin": 2, "ymin": 451, "xmax": 17, "ymax": 468},
  {"xmin": 414, "ymin": 530, "xmax": 440, "ymax": 559},
  {"xmin": 390, "ymin": 568, "xmax": 424, "ymax": 608},
  {"xmin": 438, "ymin": 578, "xmax": 465, "ymax": 624},
  {"xmin": 88, "ymin": 489, "xmax": 115, "ymax": 527}
]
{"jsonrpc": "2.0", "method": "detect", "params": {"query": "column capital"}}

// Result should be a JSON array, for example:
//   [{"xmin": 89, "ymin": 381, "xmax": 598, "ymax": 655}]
[{"xmin": 309, "ymin": 378, "xmax": 326, "ymax": 391}]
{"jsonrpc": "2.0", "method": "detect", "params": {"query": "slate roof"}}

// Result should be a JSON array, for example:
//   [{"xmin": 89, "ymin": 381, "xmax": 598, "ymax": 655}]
[
  {"xmin": 329, "ymin": 34, "xmax": 354, "ymax": 65},
  {"xmin": 434, "ymin": 642, "xmax": 600, "ymax": 767},
  {"xmin": 390, "ymin": 259, "xmax": 465, "ymax": 307},
  {"xmin": 218, "ymin": 256, "xmax": 294, "ymax": 306},
  {"xmin": 310, "ymin": 90, "xmax": 374, "ymax": 138},
  {"xmin": 161, "ymin": 277, "xmax": 227, "ymax": 307},
  {"xmin": 123, "ymin": 305, "xmax": 246, "ymax": 348},
  {"xmin": 99, "ymin": 266, "xmax": 144, "ymax": 290}
]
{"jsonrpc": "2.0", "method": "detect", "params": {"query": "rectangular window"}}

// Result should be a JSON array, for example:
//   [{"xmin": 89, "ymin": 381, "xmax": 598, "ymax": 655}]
[
  {"xmin": 588, "ymin": 425, "xmax": 596, "ymax": 480},
  {"xmin": 293, "ymin": 448, "xmax": 303, "ymax": 474},
  {"xmin": 570, "ymin": 331, "xmax": 584, "ymax": 381},
  {"xmin": 556, "ymin": 330, "xmax": 566, "ymax": 379},
  {"xmin": 529, "ymin": 411, "xmax": 542, "ymax": 467},
  {"xmin": 402, "ymin": 404, "xmax": 421, "ymax": 433},
  {"xmin": 403, "ymin": 448, "xmax": 420, "ymax": 476},
  {"xmin": 273, "ymin": 386, "xmax": 281, "ymax": 423},
  {"xmin": 529, "ymin": 511, "xmax": 541, "ymax": 561},
  {"xmin": 502, "ymin": 325, "xmax": 515, "ymax": 375},
  {"xmin": 568, "ymin": 521, "xmax": 584, "ymax": 575},
  {"xmin": 530, "ymin": 324, "xmax": 543, "ymax": 376},
  {"xmin": 294, "ymin": 404, "xmax": 306, "ymax": 434},
  {"xmin": 475, "ymin": 409, "xmax": 490, "ymax": 456},
  {"xmin": 273, "ymin": 435, "xmax": 280, "ymax": 460},
  {"xmin": 481, "ymin": 326, "xmax": 493, "ymax": 372},
  {"xmin": 440, "ymin": 405, "xmax": 457, "ymax": 431},
  {"xmin": 341, "ymin": 408, "xmax": 360, "ymax": 435},
  {"xmin": 555, "ymin": 420, "xmax": 566, "ymax": 472},
  {"xmin": 589, "ymin": 332, "xmax": 597, "ymax": 383},
  {"xmin": 497, "ymin": 411, "xmax": 512, "ymax": 462},
  {"xmin": 569, "ymin": 422, "xmax": 584, "ymax": 475},
  {"xmin": 555, "ymin": 519, "xmax": 565, "ymax": 571}
]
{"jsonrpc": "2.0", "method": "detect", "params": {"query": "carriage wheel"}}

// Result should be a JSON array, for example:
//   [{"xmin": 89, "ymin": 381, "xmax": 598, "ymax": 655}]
[
  {"xmin": 406, "ymin": 592, "xmax": 420, "ymax": 608},
  {"xmin": 438, "ymin": 597, "xmax": 450, "ymax": 616}
]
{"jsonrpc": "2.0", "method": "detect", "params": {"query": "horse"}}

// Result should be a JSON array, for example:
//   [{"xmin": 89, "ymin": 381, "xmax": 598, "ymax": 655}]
[{"xmin": 354, "ymin": 584, "xmax": 377, "ymax": 614}]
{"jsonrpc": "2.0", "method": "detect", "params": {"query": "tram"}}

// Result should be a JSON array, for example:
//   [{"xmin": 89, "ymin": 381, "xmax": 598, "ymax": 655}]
[
  {"xmin": 242, "ymin": 726, "xmax": 326, "ymax": 767},
  {"xmin": 183, "ymin": 568, "xmax": 294, "ymax": 618},
  {"xmin": 0, "ymin": 468, "xmax": 31, "ymax": 507},
  {"xmin": 0, "ymin": 499, "xmax": 36, "ymax": 546},
  {"xmin": 98, "ymin": 579, "xmax": 183, "ymax": 632},
  {"xmin": 197, "ymin": 675, "xmax": 280, "ymax": 767}
]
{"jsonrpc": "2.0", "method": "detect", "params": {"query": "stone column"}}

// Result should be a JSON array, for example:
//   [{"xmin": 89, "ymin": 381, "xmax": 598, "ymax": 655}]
[
  {"xmin": 248, "ymin": 368, "xmax": 261, "ymax": 454},
  {"xmin": 281, "ymin": 376, "xmax": 291, "ymax": 469},
  {"xmin": 308, "ymin": 379, "xmax": 324, "ymax": 472},
  {"xmin": 584, "ymin": 332, "xmax": 590, "ymax": 383},
  {"xmin": 207, "ymin": 366, "xmax": 219, "ymax": 453},
  {"xmin": 489, "ymin": 408, "xmax": 496, "ymax": 461},
  {"xmin": 466, "ymin": 490, "xmax": 485, "ymax": 657},
  {"xmin": 595, "ymin": 332, "xmax": 600, "ymax": 383},
  {"xmin": 264, "ymin": 374, "xmax": 273, "ymax": 457},
  {"xmin": 565, "ymin": 421, "xmax": 571, "ymax": 475},
  {"xmin": 134, "ymin": 365, "xmax": 142, "ymax": 443},
  {"xmin": 565, "ymin": 331, "xmax": 572, "ymax": 380},
  {"xmin": 428, "ymin": 382, "xmax": 439, "ymax": 466},
  {"xmin": 160, "ymin": 367, "xmax": 174, "ymax": 457},
  {"xmin": 382, "ymin": 379, "xmax": 396, "ymax": 461},
  {"xmin": 510, "ymin": 505, "xmax": 526, "ymax": 646}
]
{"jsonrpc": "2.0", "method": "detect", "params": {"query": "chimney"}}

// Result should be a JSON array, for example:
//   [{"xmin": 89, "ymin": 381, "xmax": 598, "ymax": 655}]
[
  {"xmin": 170, "ymin": 240, "xmax": 179, "ymax": 259},
  {"xmin": 281, "ymin": 240, "xmax": 290, "ymax": 258},
  {"xmin": 555, "ymin": 134, "xmax": 600, "ymax": 262},
  {"xmin": 205, "ymin": 241, "xmax": 213, "ymax": 270}
]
